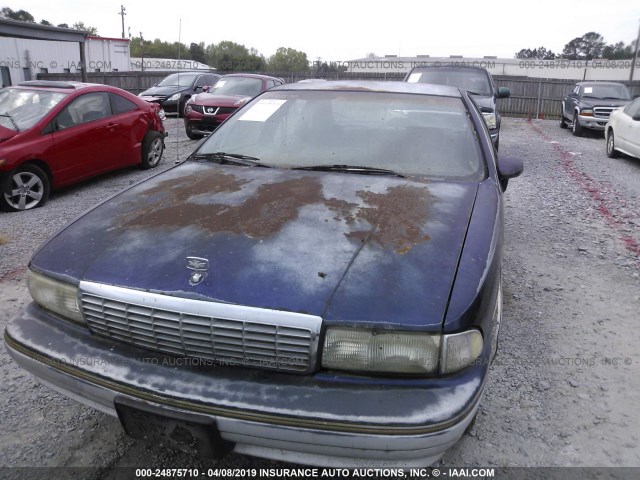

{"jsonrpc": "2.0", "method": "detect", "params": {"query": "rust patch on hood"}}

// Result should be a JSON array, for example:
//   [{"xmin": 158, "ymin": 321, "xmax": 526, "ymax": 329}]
[
  {"xmin": 142, "ymin": 171, "xmax": 249, "ymax": 200},
  {"xmin": 326, "ymin": 185, "xmax": 432, "ymax": 254},
  {"xmin": 130, "ymin": 174, "xmax": 323, "ymax": 238},
  {"xmin": 119, "ymin": 168, "xmax": 432, "ymax": 254}
]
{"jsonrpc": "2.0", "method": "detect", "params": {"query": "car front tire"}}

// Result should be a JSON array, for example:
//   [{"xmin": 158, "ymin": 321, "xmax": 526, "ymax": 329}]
[
  {"xmin": 140, "ymin": 131, "xmax": 164, "ymax": 169},
  {"xmin": 0, "ymin": 164, "xmax": 50, "ymax": 212},
  {"xmin": 185, "ymin": 122, "xmax": 203, "ymax": 140},
  {"xmin": 606, "ymin": 130, "xmax": 619, "ymax": 158},
  {"xmin": 572, "ymin": 113, "xmax": 584, "ymax": 136}
]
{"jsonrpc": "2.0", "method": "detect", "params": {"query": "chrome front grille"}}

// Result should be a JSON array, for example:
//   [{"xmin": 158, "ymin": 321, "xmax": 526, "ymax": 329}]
[
  {"xmin": 593, "ymin": 107, "xmax": 615, "ymax": 119},
  {"xmin": 78, "ymin": 282, "xmax": 322, "ymax": 373}
]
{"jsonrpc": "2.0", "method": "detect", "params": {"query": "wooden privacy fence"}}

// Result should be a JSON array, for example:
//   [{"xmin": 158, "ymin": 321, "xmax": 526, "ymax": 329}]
[{"xmin": 37, "ymin": 71, "xmax": 640, "ymax": 119}]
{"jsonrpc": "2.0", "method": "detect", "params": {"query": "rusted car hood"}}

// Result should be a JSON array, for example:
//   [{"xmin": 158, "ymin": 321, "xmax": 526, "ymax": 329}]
[
  {"xmin": 31, "ymin": 163, "xmax": 479, "ymax": 328},
  {"xmin": 192, "ymin": 93, "xmax": 248, "ymax": 106}
]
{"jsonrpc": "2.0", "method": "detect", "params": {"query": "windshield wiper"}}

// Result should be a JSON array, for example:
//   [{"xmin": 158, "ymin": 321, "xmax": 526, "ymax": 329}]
[
  {"xmin": 0, "ymin": 113, "xmax": 19, "ymax": 131},
  {"xmin": 293, "ymin": 164, "xmax": 405, "ymax": 178},
  {"xmin": 602, "ymin": 96, "xmax": 626, "ymax": 100},
  {"xmin": 190, "ymin": 152, "xmax": 264, "ymax": 167}
]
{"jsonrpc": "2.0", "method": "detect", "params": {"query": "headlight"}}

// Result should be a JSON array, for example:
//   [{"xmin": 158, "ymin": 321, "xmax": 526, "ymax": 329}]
[
  {"xmin": 27, "ymin": 270, "xmax": 84, "ymax": 324},
  {"xmin": 580, "ymin": 109, "xmax": 593, "ymax": 117},
  {"xmin": 322, "ymin": 327, "xmax": 484, "ymax": 375},
  {"xmin": 482, "ymin": 112, "xmax": 497, "ymax": 129},
  {"xmin": 322, "ymin": 327, "xmax": 440, "ymax": 374},
  {"xmin": 234, "ymin": 97, "xmax": 250, "ymax": 106},
  {"xmin": 441, "ymin": 329, "xmax": 483, "ymax": 374},
  {"xmin": 168, "ymin": 93, "xmax": 181, "ymax": 101}
]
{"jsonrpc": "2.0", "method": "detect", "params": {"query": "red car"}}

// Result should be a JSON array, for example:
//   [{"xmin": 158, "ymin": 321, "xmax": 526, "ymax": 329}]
[
  {"xmin": 183, "ymin": 74, "xmax": 284, "ymax": 139},
  {"xmin": 0, "ymin": 81, "xmax": 166, "ymax": 212}
]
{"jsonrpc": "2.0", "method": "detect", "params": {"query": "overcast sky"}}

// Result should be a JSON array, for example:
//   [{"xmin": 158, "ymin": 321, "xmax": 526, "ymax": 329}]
[{"xmin": 8, "ymin": 0, "xmax": 640, "ymax": 61}]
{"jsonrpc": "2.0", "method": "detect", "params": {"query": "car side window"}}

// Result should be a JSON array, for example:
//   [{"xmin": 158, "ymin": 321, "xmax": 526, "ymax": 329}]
[
  {"xmin": 624, "ymin": 98, "xmax": 640, "ymax": 117},
  {"xmin": 109, "ymin": 93, "xmax": 138, "ymax": 114},
  {"xmin": 55, "ymin": 92, "xmax": 112, "ymax": 130}
]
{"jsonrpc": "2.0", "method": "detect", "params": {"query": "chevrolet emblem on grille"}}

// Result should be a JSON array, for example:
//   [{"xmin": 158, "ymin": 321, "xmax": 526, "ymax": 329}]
[{"xmin": 186, "ymin": 257, "xmax": 209, "ymax": 285}]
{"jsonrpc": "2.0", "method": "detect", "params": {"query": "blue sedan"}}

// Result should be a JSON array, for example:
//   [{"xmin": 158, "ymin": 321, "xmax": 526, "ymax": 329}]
[{"xmin": 5, "ymin": 81, "xmax": 522, "ymax": 467}]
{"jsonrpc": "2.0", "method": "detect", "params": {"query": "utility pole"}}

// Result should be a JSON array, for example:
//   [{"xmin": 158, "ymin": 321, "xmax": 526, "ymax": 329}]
[
  {"xmin": 140, "ymin": 32, "xmax": 145, "ymax": 72},
  {"xmin": 118, "ymin": 5, "xmax": 126, "ymax": 39},
  {"xmin": 631, "ymin": 19, "xmax": 640, "ymax": 81}
]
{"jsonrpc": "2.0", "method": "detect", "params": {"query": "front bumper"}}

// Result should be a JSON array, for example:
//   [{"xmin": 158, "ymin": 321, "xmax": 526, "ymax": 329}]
[
  {"xmin": 185, "ymin": 112, "xmax": 233, "ymax": 134},
  {"xmin": 5, "ymin": 303, "xmax": 486, "ymax": 467},
  {"xmin": 577, "ymin": 115, "xmax": 608, "ymax": 130}
]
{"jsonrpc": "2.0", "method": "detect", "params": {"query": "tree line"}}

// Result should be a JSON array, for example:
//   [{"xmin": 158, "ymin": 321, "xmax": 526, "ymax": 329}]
[{"xmin": 516, "ymin": 32, "xmax": 638, "ymax": 60}]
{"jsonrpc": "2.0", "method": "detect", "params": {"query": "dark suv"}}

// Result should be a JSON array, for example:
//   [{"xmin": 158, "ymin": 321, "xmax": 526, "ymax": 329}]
[
  {"xmin": 138, "ymin": 71, "xmax": 221, "ymax": 116},
  {"xmin": 560, "ymin": 81, "xmax": 632, "ymax": 136},
  {"xmin": 404, "ymin": 65, "xmax": 510, "ymax": 149}
]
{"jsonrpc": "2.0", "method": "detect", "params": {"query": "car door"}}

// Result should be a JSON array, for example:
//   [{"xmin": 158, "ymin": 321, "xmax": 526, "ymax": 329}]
[
  {"xmin": 619, "ymin": 98, "xmax": 640, "ymax": 157},
  {"xmin": 48, "ymin": 92, "xmax": 124, "ymax": 186},
  {"xmin": 564, "ymin": 84, "xmax": 579, "ymax": 117},
  {"xmin": 108, "ymin": 92, "xmax": 146, "ymax": 166}
]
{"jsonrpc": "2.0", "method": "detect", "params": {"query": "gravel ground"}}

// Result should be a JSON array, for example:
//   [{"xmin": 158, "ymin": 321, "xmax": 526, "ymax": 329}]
[{"xmin": 1, "ymin": 117, "xmax": 639, "ymax": 477}]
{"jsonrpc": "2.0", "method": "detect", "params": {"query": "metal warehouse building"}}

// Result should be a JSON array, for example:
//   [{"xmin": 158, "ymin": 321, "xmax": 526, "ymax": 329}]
[{"xmin": 0, "ymin": 18, "xmax": 130, "ymax": 87}]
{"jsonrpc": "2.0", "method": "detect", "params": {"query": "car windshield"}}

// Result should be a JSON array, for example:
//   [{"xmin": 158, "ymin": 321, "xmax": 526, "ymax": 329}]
[
  {"xmin": 210, "ymin": 77, "xmax": 263, "ymax": 97},
  {"xmin": 581, "ymin": 84, "xmax": 630, "ymax": 100},
  {"xmin": 0, "ymin": 88, "xmax": 68, "ymax": 131},
  {"xmin": 408, "ymin": 69, "xmax": 493, "ymax": 96},
  {"xmin": 196, "ymin": 90, "xmax": 485, "ymax": 179},
  {"xmin": 156, "ymin": 73, "xmax": 199, "ymax": 87}
]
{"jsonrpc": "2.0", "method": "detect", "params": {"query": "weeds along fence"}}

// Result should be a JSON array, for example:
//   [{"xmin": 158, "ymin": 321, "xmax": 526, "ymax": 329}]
[{"xmin": 37, "ymin": 71, "xmax": 640, "ymax": 120}]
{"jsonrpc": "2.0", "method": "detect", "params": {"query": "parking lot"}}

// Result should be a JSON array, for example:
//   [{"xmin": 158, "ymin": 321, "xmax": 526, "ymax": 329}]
[{"xmin": 1, "ymin": 117, "xmax": 639, "ymax": 475}]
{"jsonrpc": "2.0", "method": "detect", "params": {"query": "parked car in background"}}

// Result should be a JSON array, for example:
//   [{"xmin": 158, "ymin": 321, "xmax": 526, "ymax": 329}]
[
  {"xmin": 405, "ymin": 65, "xmax": 510, "ymax": 149},
  {"xmin": 138, "ymin": 71, "xmax": 221, "ymax": 116},
  {"xmin": 606, "ymin": 96, "xmax": 640, "ymax": 160},
  {"xmin": 0, "ymin": 81, "xmax": 166, "ymax": 212},
  {"xmin": 560, "ymin": 81, "xmax": 632, "ymax": 136},
  {"xmin": 6, "ymin": 81, "xmax": 522, "ymax": 467},
  {"xmin": 183, "ymin": 73, "xmax": 284, "ymax": 139}
]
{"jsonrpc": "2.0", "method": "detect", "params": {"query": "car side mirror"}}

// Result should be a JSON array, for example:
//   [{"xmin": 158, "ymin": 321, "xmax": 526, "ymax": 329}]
[
  {"xmin": 202, "ymin": 85, "xmax": 211, "ymax": 92},
  {"xmin": 496, "ymin": 87, "xmax": 510, "ymax": 99},
  {"xmin": 633, "ymin": 113, "xmax": 640, "ymax": 121},
  {"xmin": 497, "ymin": 156, "xmax": 524, "ymax": 191},
  {"xmin": 41, "ymin": 122, "xmax": 54, "ymax": 135}
]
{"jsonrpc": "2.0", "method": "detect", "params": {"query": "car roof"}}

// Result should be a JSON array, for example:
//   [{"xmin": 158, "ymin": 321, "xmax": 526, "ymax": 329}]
[
  {"xmin": 577, "ymin": 81, "xmax": 626, "ymax": 86},
  {"xmin": 271, "ymin": 80, "xmax": 463, "ymax": 97},
  {"xmin": 220, "ymin": 73, "xmax": 282, "ymax": 81},
  {"xmin": 15, "ymin": 80, "xmax": 97, "ymax": 92},
  {"xmin": 410, "ymin": 65, "xmax": 488, "ymax": 72},
  {"xmin": 13, "ymin": 81, "xmax": 142, "ymax": 98}
]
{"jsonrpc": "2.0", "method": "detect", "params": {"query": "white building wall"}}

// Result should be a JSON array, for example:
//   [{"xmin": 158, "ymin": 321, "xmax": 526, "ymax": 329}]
[
  {"xmin": 0, "ymin": 36, "xmax": 130, "ymax": 86},
  {"xmin": 86, "ymin": 37, "xmax": 130, "ymax": 72},
  {"xmin": 0, "ymin": 37, "xmax": 78, "ymax": 84}
]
